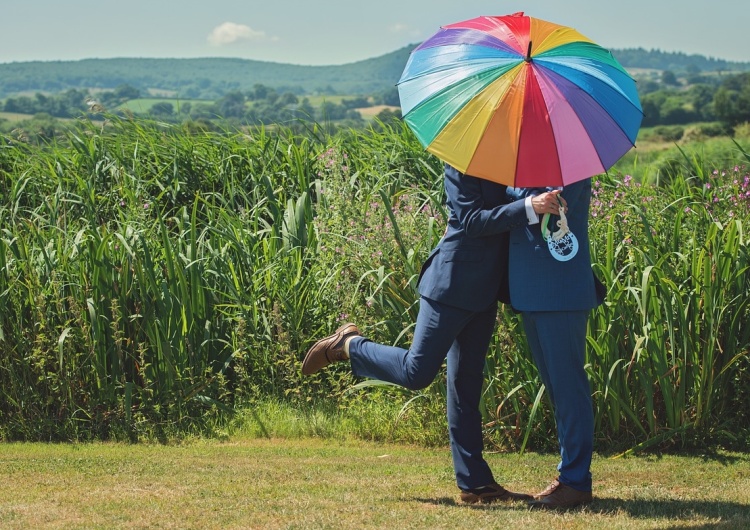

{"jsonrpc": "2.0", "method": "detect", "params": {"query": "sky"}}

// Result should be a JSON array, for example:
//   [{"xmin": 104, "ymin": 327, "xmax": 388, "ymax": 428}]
[{"xmin": 1, "ymin": 0, "xmax": 747, "ymax": 66}]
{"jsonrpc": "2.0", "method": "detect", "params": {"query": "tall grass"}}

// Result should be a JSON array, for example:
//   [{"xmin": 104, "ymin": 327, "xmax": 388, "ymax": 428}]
[
  {"xmin": 584, "ymin": 167, "xmax": 750, "ymax": 452},
  {"xmin": 0, "ymin": 117, "xmax": 328, "ymax": 439},
  {"xmin": 0, "ymin": 116, "xmax": 748, "ymax": 453}
]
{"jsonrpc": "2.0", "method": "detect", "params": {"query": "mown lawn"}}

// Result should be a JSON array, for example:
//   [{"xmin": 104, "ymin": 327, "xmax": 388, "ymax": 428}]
[{"xmin": 1, "ymin": 438, "xmax": 748, "ymax": 529}]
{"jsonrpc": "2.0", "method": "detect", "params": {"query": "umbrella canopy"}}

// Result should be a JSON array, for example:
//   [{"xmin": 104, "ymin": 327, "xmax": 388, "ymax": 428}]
[{"xmin": 397, "ymin": 12, "xmax": 643, "ymax": 187}]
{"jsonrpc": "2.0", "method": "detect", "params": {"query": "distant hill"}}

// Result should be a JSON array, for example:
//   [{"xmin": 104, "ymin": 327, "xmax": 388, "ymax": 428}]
[
  {"xmin": 611, "ymin": 48, "xmax": 750, "ymax": 73},
  {"xmin": 0, "ymin": 48, "xmax": 414, "ymax": 100},
  {"xmin": 1, "ymin": 46, "xmax": 749, "ymax": 100}
]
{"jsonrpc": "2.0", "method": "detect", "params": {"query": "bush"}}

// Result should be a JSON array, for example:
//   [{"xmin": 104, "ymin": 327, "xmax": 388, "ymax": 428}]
[{"xmin": 1, "ymin": 115, "xmax": 748, "ymax": 453}]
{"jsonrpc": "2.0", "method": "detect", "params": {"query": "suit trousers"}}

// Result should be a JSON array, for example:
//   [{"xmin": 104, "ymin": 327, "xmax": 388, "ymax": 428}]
[
  {"xmin": 348, "ymin": 296, "xmax": 498, "ymax": 490},
  {"xmin": 521, "ymin": 310, "xmax": 593, "ymax": 491}
]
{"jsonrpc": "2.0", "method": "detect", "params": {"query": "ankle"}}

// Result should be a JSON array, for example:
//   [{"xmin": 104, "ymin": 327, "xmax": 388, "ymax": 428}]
[{"xmin": 343, "ymin": 336, "xmax": 355, "ymax": 357}]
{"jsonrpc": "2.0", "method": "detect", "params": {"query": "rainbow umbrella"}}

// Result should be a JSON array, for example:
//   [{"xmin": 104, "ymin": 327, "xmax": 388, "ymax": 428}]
[{"xmin": 397, "ymin": 12, "xmax": 643, "ymax": 187}]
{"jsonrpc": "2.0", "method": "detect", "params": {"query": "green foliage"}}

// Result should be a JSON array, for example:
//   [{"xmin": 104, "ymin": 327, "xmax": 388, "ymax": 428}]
[
  {"xmin": 613, "ymin": 47, "xmax": 750, "ymax": 72},
  {"xmin": 3, "ymin": 48, "xmax": 750, "ymax": 129},
  {"xmin": 612, "ymin": 135, "xmax": 750, "ymax": 185},
  {"xmin": 587, "ymin": 169, "xmax": 750, "ymax": 451},
  {"xmin": 0, "ymin": 115, "xmax": 749, "ymax": 456},
  {"xmin": 0, "ymin": 116, "xmax": 325, "ymax": 439},
  {"xmin": 1, "ymin": 86, "xmax": 141, "ymax": 119},
  {"xmin": 713, "ymin": 73, "xmax": 750, "ymax": 126},
  {"xmin": 0, "ymin": 50, "xmax": 414, "ymax": 100}
]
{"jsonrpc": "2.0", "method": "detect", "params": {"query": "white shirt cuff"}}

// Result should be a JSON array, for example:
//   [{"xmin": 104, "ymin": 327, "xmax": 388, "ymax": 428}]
[{"xmin": 524, "ymin": 196, "xmax": 540, "ymax": 225}]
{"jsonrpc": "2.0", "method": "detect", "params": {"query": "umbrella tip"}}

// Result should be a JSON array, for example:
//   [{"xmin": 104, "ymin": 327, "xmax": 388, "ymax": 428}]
[{"xmin": 525, "ymin": 41, "xmax": 533, "ymax": 62}]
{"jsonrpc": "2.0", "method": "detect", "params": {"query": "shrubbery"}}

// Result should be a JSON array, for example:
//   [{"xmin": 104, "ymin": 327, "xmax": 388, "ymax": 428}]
[{"xmin": 0, "ymin": 116, "xmax": 748, "ymax": 454}]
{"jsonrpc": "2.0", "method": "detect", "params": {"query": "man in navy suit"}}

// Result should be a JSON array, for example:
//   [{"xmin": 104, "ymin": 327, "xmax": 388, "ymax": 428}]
[
  {"xmin": 507, "ymin": 178, "xmax": 603, "ymax": 509},
  {"xmin": 302, "ymin": 164, "xmax": 564, "ymax": 504}
]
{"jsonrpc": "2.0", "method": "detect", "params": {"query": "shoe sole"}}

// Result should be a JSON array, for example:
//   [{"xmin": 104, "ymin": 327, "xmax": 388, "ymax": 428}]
[
  {"xmin": 460, "ymin": 492, "xmax": 532, "ymax": 504},
  {"xmin": 528, "ymin": 497, "xmax": 592, "ymax": 510},
  {"xmin": 528, "ymin": 500, "xmax": 591, "ymax": 510}
]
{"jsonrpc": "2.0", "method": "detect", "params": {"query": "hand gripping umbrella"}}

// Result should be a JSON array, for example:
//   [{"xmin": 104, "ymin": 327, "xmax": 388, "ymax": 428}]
[{"xmin": 397, "ymin": 11, "xmax": 643, "ymax": 188}]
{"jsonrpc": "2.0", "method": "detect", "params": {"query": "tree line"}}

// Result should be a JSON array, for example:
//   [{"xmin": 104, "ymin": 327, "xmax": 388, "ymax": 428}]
[
  {"xmin": 4, "ymin": 71, "xmax": 750, "ymax": 140},
  {"xmin": 639, "ymin": 71, "xmax": 750, "ymax": 128},
  {"xmin": 2, "ymin": 83, "xmax": 399, "ymax": 120},
  {"xmin": 614, "ymin": 47, "xmax": 750, "ymax": 73},
  {"xmin": 2, "ymin": 47, "xmax": 748, "ymax": 101},
  {"xmin": 0, "ymin": 82, "xmax": 403, "ymax": 143}
]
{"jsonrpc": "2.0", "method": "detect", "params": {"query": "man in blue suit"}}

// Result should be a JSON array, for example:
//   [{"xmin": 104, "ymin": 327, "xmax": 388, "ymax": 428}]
[
  {"xmin": 507, "ymin": 178, "xmax": 604, "ymax": 509},
  {"xmin": 302, "ymin": 164, "xmax": 564, "ymax": 504}
]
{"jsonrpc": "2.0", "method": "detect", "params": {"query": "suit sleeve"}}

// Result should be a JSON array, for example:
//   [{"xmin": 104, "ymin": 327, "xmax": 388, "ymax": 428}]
[{"xmin": 444, "ymin": 165, "xmax": 528, "ymax": 238}]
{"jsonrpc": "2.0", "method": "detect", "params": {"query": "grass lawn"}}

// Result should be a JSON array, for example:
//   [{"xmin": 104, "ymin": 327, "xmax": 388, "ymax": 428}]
[
  {"xmin": 1, "ymin": 438, "xmax": 748, "ymax": 529},
  {"xmin": 0, "ymin": 111, "xmax": 33, "ymax": 122}
]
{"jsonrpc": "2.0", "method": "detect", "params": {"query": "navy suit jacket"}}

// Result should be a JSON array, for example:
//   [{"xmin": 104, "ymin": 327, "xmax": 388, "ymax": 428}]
[
  {"xmin": 417, "ymin": 165, "xmax": 529, "ymax": 311},
  {"xmin": 507, "ymin": 179, "xmax": 604, "ymax": 312}
]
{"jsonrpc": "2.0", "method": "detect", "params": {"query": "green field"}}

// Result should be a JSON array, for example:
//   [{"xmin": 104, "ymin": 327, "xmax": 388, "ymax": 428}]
[
  {"xmin": 115, "ymin": 97, "xmax": 209, "ymax": 113},
  {"xmin": 303, "ymin": 94, "xmax": 351, "ymax": 106},
  {"xmin": 1, "ymin": 112, "xmax": 749, "ymax": 455},
  {"xmin": 0, "ymin": 111, "xmax": 37, "ymax": 123},
  {"xmin": 115, "ymin": 95, "xmax": 362, "ymax": 113},
  {"xmin": 0, "ymin": 94, "xmax": 396, "ymax": 121}
]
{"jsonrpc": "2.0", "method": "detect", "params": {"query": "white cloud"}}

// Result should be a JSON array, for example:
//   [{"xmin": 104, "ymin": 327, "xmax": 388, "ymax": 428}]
[
  {"xmin": 389, "ymin": 23, "xmax": 411, "ymax": 33},
  {"xmin": 389, "ymin": 23, "xmax": 422, "ymax": 40},
  {"xmin": 207, "ymin": 22, "xmax": 267, "ymax": 46}
]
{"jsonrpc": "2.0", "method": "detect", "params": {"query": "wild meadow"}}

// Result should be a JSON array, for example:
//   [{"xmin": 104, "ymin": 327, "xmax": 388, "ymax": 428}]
[{"xmin": 0, "ymin": 115, "xmax": 748, "ymax": 456}]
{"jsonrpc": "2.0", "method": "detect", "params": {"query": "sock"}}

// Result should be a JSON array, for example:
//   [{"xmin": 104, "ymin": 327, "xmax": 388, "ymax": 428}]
[{"xmin": 343, "ymin": 336, "xmax": 355, "ymax": 358}]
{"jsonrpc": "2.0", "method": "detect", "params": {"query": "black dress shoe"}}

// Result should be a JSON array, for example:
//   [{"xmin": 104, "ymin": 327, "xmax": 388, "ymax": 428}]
[
  {"xmin": 528, "ymin": 479, "xmax": 592, "ymax": 509},
  {"xmin": 460, "ymin": 483, "xmax": 532, "ymax": 504}
]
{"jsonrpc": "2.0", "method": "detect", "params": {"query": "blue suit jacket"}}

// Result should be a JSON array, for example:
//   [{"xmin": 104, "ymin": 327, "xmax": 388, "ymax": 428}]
[
  {"xmin": 417, "ymin": 165, "xmax": 529, "ymax": 311},
  {"xmin": 507, "ymin": 179, "xmax": 604, "ymax": 312}
]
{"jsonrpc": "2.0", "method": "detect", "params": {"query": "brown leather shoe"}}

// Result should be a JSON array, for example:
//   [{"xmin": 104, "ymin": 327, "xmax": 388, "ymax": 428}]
[
  {"xmin": 460, "ymin": 483, "xmax": 532, "ymax": 504},
  {"xmin": 301, "ymin": 323, "xmax": 360, "ymax": 375},
  {"xmin": 528, "ymin": 479, "xmax": 592, "ymax": 510}
]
